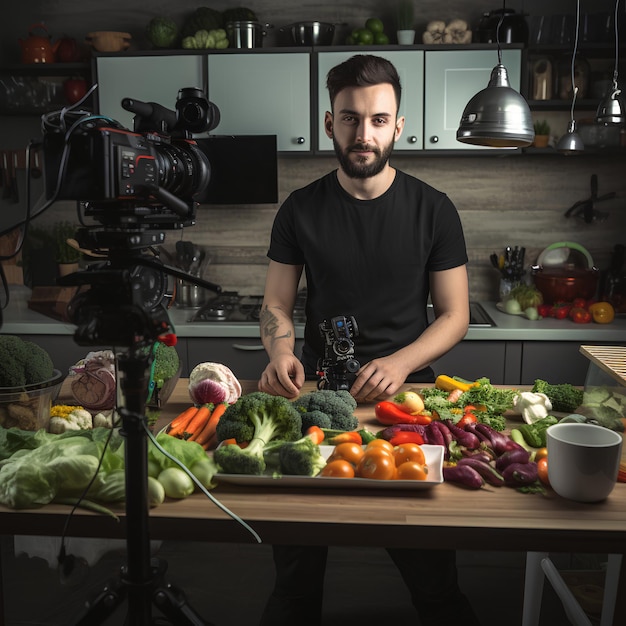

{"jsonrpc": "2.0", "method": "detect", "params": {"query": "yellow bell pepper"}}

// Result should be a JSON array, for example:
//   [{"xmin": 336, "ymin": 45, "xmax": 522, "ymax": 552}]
[
  {"xmin": 588, "ymin": 301, "xmax": 615, "ymax": 324},
  {"xmin": 434, "ymin": 375, "xmax": 479, "ymax": 393}
]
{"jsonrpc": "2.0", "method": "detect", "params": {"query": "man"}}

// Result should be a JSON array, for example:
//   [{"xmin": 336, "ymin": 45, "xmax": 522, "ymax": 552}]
[{"xmin": 257, "ymin": 55, "xmax": 479, "ymax": 626}]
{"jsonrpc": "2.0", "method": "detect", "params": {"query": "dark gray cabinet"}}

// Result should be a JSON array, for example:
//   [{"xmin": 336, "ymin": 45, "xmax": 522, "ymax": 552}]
[{"xmin": 431, "ymin": 341, "xmax": 508, "ymax": 384}]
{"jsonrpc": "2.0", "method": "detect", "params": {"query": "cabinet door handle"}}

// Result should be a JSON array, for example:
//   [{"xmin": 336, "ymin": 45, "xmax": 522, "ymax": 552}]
[
  {"xmin": 429, "ymin": 135, "xmax": 439, "ymax": 144},
  {"xmin": 408, "ymin": 135, "xmax": 418, "ymax": 144},
  {"xmin": 232, "ymin": 343, "xmax": 265, "ymax": 351},
  {"xmin": 296, "ymin": 137, "xmax": 306, "ymax": 145}
]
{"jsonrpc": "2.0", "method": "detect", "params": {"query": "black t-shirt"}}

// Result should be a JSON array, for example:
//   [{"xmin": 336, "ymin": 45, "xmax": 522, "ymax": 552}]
[{"xmin": 267, "ymin": 169, "xmax": 468, "ymax": 382}]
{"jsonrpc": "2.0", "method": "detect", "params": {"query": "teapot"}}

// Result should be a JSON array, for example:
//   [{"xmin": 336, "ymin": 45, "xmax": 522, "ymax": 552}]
[{"xmin": 19, "ymin": 23, "xmax": 59, "ymax": 63}]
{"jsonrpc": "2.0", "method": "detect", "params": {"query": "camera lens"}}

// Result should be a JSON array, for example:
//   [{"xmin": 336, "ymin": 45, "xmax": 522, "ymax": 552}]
[
  {"xmin": 333, "ymin": 339, "xmax": 353, "ymax": 356},
  {"xmin": 153, "ymin": 141, "xmax": 211, "ymax": 200}
]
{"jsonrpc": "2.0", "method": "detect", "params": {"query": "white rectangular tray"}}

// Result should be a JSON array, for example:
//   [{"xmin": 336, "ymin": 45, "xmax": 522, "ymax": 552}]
[{"xmin": 214, "ymin": 444, "xmax": 443, "ymax": 490}]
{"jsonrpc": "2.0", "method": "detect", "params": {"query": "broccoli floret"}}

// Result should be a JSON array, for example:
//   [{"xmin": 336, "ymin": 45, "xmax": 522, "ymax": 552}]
[
  {"xmin": 263, "ymin": 434, "xmax": 327, "ymax": 477},
  {"xmin": 531, "ymin": 379, "xmax": 584, "ymax": 413},
  {"xmin": 213, "ymin": 392, "xmax": 302, "ymax": 475},
  {"xmin": 299, "ymin": 409, "xmax": 332, "ymax": 432},
  {"xmin": 152, "ymin": 342, "xmax": 180, "ymax": 388},
  {"xmin": 292, "ymin": 389, "xmax": 358, "ymax": 434},
  {"xmin": 0, "ymin": 335, "xmax": 54, "ymax": 387}
]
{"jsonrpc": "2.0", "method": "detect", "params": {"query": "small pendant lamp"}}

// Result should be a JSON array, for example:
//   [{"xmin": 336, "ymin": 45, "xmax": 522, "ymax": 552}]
[
  {"xmin": 456, "ymin": 2, "xmax": 534, "ymax": 147},
  {"xmin": 595, "ymin": 0, "xmax": 626, "ymax": 126},
  {"xmin": 556, "ymin": 0, "xmax": 585, "ymax": 153}
]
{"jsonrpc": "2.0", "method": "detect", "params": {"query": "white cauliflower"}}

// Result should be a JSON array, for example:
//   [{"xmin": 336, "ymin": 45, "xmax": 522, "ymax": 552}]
[
  {"xmin": 514, "ymin": 392, "xmax": 553, "ymax": 424},
  {"xmin": 49, "ymin": 408, "xmax": 93, "ymax": 433}
]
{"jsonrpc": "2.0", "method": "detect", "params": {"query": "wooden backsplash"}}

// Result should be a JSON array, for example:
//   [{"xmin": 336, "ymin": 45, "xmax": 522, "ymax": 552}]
[{"xmin": 173, "ymin": 153, "xmax": 625, "ymax": 301}]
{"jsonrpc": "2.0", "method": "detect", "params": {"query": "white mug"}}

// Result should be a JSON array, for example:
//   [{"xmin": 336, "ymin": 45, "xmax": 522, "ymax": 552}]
[{"xmin": 546, "ymin": 423, "xmax": 623, "ymax": 503}]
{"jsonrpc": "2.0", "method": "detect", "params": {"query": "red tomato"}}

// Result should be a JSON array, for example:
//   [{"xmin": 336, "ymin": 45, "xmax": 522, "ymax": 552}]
[
  {"xmin": 537, "ymin": 304, "xmax": 553, "ymax": 318},
  {"xmin": 389, "ymin": 431, "xmax": 424, "ymax": 446},
  {"xmin": 396, "ymin": 461, "xmax": 429, "ymax": 481},
  {"xmin": 356, "ymin": 451, "xmax": 396, "ymax": 480},
  {"xmin": 572, "ymin": 298, "xmax": 588, "ymax": 309},
  {"xmin": 537, "ymin": 457, "xmax": 550, "ymax": 486},
  {"xmin": 328, "ymin": 442, "xmax": 364, "ymax": 466},
  {"xmin": 553, "ymin": 305, "xmax": 571, "ymax": 319},
  {"xmin": 320, "ymin": 459, "xmax": 355, "ymax": 478},
  {"xmin": 457, "ymin": 413, "xmax": 478, "ymax": 427},
  {"xmin": 569, "ymin": 306, "xmax": 592, "ymax": 323},
  {"xmin": 393, "ymin": 443, "xmax": 426, "ymax": 466},
  {"xmin": 63, "ymin": 78, "xmax": 89, "ymax": 104}
]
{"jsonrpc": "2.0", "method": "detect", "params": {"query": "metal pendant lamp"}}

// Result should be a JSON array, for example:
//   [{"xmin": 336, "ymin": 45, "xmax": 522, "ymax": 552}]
[
  {"xmin": 595, "ymin": 0, "xmax": 626, "ymax": 126},
  {"xmin": 456, "ymin": 2, "xmax": 534, "ymax": 147},
  {"xmin": 556, "ymin": 0, "xmax": 585, "ymax": 153}
]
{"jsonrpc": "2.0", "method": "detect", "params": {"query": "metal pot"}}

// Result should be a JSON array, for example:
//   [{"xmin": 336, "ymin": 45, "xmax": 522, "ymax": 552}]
[
  {"xmin": 532, "ymin": 266, "xmax": 600, "ymax": 304},
  {"xmin": 226, "ymin": 21, "xmax": 268, "ymax": 48},
  {"xmin": 284, "ymin": 21, "xmax": 335, "ymax": 46}
]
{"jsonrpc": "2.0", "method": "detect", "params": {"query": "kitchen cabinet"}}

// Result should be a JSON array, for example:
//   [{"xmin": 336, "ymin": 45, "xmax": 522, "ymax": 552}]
[
  {"xmin": 423, "ymin": 48, "xmax": 523, "ymax": 150},
  {"xmin": 430, "ymin": 340, "xmax": 508, "ymax": 384},
  {"xmin": 206, "ymin": 52, "xmax": 311, "ymax": 152},
  {"xmin": 316, "ymin": 50, "xmax": 424, "ymax": 152},
  {"xmin": 94, "ymin": 54, "xmax": 206, "ymax": 130}
]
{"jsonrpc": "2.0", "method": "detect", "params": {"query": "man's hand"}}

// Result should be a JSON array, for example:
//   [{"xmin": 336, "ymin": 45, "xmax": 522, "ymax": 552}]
[
  {"xmin": 349, "ymin": 355, "xmax": 411, "ymax": 402},
  {"xmin": 258, "ymin": 354, "xmax": 305, "ymax": 398}
]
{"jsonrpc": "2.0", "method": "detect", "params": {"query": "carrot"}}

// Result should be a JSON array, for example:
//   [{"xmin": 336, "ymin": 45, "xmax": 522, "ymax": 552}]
[
  {"xmin": 167, "ymin": 406, "xmax": 199, "ymax": 437},
  {"xmin": 305, "ymin": 425, "xmax": 325, "ymax": 445},
  {"xmin": 183, "ymin": 404, "xmax": 213, "ymax": 440},
  {"xmin": 194, "ymin": 402, "xmax": 228, "ymax": 446}
]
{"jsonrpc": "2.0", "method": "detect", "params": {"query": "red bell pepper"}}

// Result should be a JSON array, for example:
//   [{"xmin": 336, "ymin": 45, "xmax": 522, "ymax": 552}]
[
  {"xmin": 375, "ymin": 401, "xmax": 432, "ymax": 426},
  {"xmin": 389, "ymin": 431, "xmax": 425, "ymax": 446}
]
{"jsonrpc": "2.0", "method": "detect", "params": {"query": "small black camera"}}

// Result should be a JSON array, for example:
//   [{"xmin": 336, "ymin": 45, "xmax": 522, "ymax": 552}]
[{"xmin": 317, "ymin": 315, "xmax": 360, "ymax": 391}]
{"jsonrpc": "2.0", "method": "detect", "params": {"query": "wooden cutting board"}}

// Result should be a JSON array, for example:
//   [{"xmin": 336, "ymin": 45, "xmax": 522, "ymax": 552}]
[{"xmin": 579, "ymin": 345, "xmax": 626, "ymax": 386}]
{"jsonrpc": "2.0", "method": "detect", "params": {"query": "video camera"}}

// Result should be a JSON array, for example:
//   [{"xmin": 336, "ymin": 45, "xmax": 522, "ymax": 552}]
[
  {"xmin": 317, "ymin": 315, "xmax": 360, "ymax": 391},
  {"xmin": 40, "ymin": 87, "xmax": 222, "ymax": 347}
]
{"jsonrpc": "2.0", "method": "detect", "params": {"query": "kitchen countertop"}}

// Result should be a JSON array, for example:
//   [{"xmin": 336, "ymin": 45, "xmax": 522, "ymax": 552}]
[{"xmin": 2, "ymin": 286, "xmax": 626, "ymax": 341}]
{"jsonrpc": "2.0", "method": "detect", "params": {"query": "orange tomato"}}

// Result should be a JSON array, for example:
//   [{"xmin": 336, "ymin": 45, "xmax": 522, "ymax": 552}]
[
  {"xmin": 537, "ymin": 457, "xmax": 550, "ymax": 486},
  {"xmin": 588, "ymin": 301, "xmax": 615, "ymax": 324},
  {"xmin": 534, "ymin": 447, "xmax": 548, "ymax": 462},
  {"xmin": 356, "ymin": 451, "xmax": 396, "ymax": 480},
  {"xmin": 393, "ymin": 442, "xmax": 426, "ymax": 467},
  {"xmin": 365, "ymin": 439, "xmax": 394, "ymax": 455},
  {"xmin": 328, "ymin": 442, "xmax": 364, "ymax": 466},
  {"xmin": 396, "ymin": 461, "xmax": 429, "ymax": 481},
  {"xmin": 320, "ymin": 459, "xmax": 355, "ymax": 478}
]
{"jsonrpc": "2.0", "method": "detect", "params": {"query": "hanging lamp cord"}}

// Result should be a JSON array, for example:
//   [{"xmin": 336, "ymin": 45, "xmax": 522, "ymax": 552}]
[
  {"xmin": 611, "ymin": 0, "xmax": 621, "ymax": 90},
  {"xmin": 568, "ymin": 0, "xmax": 582, "ymax": 124},
  {"xmin": 496, "ymin": 0, "xmax": 506, "ymax": 65}
]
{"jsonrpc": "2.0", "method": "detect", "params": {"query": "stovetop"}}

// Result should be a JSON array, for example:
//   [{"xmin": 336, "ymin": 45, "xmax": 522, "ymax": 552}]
[{"xmin": 189, "ymin": 290, "xmax": 307, "ymax": 324}]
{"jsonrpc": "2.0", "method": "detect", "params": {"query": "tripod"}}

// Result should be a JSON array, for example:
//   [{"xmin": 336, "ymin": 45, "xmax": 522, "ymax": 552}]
[{"xmin": 59, "ymin": 255, "xmax": 215, "ymax": 625}]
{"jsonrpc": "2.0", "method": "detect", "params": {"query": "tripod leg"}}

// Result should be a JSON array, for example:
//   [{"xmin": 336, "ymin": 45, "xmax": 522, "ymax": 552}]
[
  {"xmin": 153, "ymin": 583, "xmax": 215, "ymax": 625},
  {"xmin": 74, "ymin": 576, "xmax": 126, "ymax": 625}
]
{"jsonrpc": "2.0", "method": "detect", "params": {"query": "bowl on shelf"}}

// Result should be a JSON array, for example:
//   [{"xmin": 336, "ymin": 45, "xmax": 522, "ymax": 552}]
[
  {"xmin": 85, "ymin": 31, "xmax": 132, "ymax": 52},
  {"xmin": 0, "ymin": 370, "xmax": 65, "ymax": 431}
]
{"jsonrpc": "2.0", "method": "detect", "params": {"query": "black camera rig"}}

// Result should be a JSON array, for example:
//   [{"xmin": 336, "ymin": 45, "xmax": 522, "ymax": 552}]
[{"xmin": 317, "ymin": 315, "xmax": 360, "ymax": 391}]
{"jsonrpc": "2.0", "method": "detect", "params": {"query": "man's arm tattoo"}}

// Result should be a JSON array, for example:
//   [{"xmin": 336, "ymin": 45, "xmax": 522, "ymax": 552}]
[{"xmin": 260, "ymin": 305, "xmax": 292, "ymax": 344}]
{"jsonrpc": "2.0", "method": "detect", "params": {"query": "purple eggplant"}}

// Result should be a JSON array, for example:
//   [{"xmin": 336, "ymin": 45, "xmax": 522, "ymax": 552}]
[
  {"xmin": 443, "ymin": 464, "xmax": 484, "ymax": 489},
  {"xmin": 443, "ymin": 419, "xmax": 480, "ymax": 450},
  {"xmin": 475, "ymin": 423, "xmax": 525, "ymax": 456},
  {"xmin": 464, "ymin": 422, "xmax": 492, "ymax": 445},
  {"xmin": 430, "ymin": 421, "xmax": 453, "ymax": 457},
  {"xmin": 457, "ymin": 457, "xmax": 505, "ymax": 487},
  {"xmin": 495, "ymin": 448, "xmax": 530, "ymax": 472},
  {"xmin": 424, "ymin": 422, "xmax": 445, "ymax": 447},
  {"xmin": 502, "ymin": 462, "xmax": 539, "ymax": 487},
  {"xmin": 461, "ymin": 449, "xmax": 494, "ymax": 464}
]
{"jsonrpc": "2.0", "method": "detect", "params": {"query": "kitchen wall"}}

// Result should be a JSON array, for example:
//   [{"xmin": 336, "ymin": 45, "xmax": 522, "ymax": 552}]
[{"xmin": 1, "ymin": 0, "xmax": 624, "ymax": 302}]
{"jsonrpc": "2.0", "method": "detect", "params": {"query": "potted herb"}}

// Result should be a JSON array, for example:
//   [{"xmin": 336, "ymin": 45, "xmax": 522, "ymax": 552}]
[
  {"xmin": 394, "ymin": 0, "xmax": 415, "ymax": 44},
  {"xmin": 533, "ymin": 120, "xmax": 551, "ymax": 148},
  {"xmin": 53, "ymin": 221, "xmax": 81, "ymax": 274}
]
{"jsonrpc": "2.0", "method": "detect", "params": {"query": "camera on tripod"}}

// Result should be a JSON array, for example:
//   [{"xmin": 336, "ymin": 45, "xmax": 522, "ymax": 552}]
[
  {"xmin": 40, "ymin": 87, "xmax": 222, "ymax": 348},
  {"xmin": 317, "ymin": 315, "xmax": 360, "ymax": 391}
]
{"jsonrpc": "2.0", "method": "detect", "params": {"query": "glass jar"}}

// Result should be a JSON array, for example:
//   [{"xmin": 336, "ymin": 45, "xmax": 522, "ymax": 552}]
[{"xmin": 557, "ymin": 54, "xmax": 590, "ymax": 100}]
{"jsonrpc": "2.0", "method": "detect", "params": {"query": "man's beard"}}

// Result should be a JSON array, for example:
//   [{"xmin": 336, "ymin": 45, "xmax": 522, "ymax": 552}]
[{"xmin": 333, "ymin": 136, "xmax": 394, "ymax": 179}]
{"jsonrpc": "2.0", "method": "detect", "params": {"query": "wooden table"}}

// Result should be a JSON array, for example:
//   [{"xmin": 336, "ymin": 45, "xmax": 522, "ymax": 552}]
[{"xmin": 1, "ymin": 380, "xmax": 625, "ymax": 621}]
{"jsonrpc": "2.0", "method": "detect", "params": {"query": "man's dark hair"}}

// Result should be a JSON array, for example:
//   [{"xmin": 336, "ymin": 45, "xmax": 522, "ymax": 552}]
[{"xmin": 326, "ymin": 54, "xmax": 402, "ymax": 112}]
